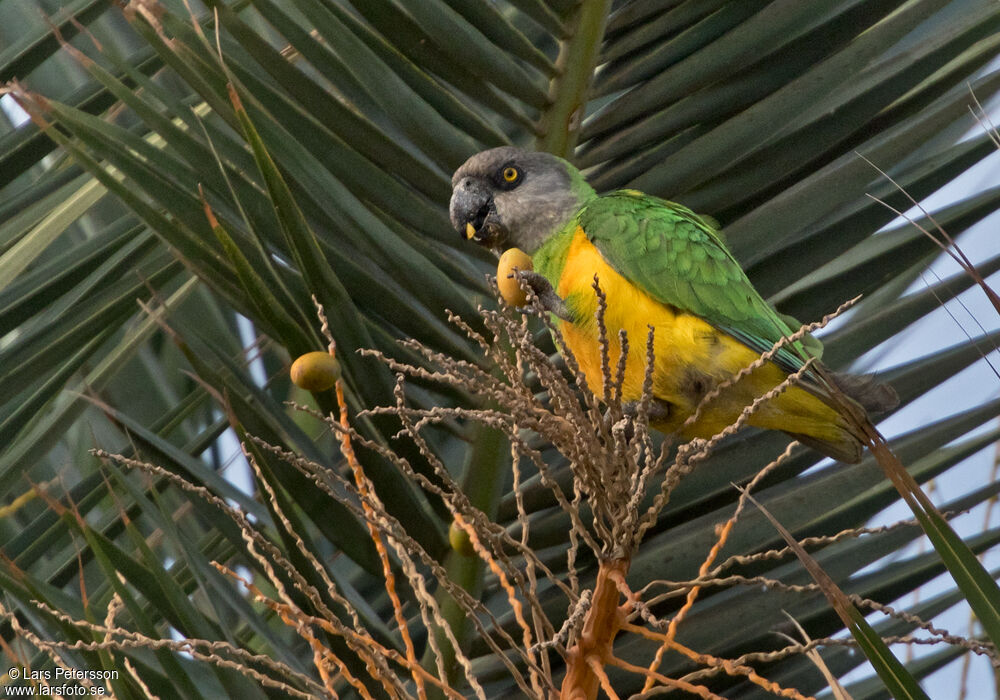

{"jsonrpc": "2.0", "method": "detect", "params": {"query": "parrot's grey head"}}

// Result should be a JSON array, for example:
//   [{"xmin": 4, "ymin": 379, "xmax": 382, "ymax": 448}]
[{"xmin": 450, "ymin": 147, "xmax": 595, "ymax": 254}]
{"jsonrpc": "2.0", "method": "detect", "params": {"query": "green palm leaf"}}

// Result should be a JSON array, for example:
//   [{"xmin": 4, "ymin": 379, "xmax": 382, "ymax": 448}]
[{"xmin": 1, "ymin": 0, "xmax": 999, "ymax": 696}]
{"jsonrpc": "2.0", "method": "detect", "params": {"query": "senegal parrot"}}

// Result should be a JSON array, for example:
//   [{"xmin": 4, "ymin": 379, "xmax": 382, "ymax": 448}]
[{"xmin": 449, "ymin": 147, "xmax": 897, "ymax": 463}]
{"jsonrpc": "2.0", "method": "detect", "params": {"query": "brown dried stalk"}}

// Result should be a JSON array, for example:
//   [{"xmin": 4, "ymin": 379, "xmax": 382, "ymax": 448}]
[
  {"xmin": 356, "ymin": 276, "xmax": 855, "ymax": 699},
  {"xmin": 22, "ymin": 276, "xmax": 984, "ymax": 700}
]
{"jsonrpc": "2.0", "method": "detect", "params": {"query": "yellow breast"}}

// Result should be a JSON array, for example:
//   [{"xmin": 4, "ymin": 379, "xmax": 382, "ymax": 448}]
[{"xmin": 551, "ymin": 228, "xmax": 846, "ymax": 442}]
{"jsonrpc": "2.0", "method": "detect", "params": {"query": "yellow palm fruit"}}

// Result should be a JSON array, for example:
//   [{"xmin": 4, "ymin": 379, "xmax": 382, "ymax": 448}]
[
  {"xmin": 497, "ymin": 247, "xmax": 533, "ymax": 307},
  {"xmin": 290, "ymin": 351, "xmax": 341, "ymax": 392},
  {"xmin": 448, "ymin": 520, "xmax": 476, "ymax": 557}
]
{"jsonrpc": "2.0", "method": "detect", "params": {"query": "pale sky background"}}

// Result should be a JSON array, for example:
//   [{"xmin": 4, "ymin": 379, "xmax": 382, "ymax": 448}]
[{"xmin": 824, "ymin": 110, "xmax": 1000, "ymax": 696}]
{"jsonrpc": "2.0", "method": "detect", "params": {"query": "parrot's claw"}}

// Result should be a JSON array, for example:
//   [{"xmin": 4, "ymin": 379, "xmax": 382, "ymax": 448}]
[
  {"xmin": 603, "ymin": 399, "xmax": 671, "ymax": 442},
  {"xmin": 624, "ymin": 399, "xmax": 671, "ymax": 423},
  {"xmin": 517, "ymin": 270, "xmax": 572, "ymax": 321}
]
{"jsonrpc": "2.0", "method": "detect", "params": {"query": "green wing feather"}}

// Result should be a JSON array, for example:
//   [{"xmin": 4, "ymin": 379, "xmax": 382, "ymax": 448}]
[{"xmin": 581, "ymin": 191, "xmax": 819, "ymax": 374}]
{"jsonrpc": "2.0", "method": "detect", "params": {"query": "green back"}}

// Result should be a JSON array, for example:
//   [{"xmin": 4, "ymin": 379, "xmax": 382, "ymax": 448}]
[{"xmin": 580, "ymin": 191, "xmax": 817, "ymax": 374}]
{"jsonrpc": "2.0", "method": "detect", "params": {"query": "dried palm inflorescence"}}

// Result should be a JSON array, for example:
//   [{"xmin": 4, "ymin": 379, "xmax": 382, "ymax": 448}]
[
  {"xmin": 353, "ymin": 277, "xmax": 865, "ymax": 699},
  {"xmin": 10, "ymin": 285, "xmax": 994, "ymax": 700},
  {"xmin": 352, "ymin": 277, "xmax": 996, "ymax": 698}
]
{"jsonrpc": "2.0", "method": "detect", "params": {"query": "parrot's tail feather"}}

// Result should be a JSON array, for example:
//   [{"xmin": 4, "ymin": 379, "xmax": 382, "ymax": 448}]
[
  {"xmin": 829, "ymin": 372, "xmax": 899, "ymax": 415},
  {"xmin": 783, "ymin": 430, "xmax": 863, "ymax": 464}
]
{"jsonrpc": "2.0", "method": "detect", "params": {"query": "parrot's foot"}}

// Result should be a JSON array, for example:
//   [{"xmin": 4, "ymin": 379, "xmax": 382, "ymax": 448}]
[
  {"xmin": 624, "ymin": 398, "xmax": 671, "ymax": 423},
  {"xmin": 603, "ymin": 399, "xmax": 671, "ymax": 442},
  {"xmin": 515, "ymin": 270, "xmax": 571, "ymax": 321}
]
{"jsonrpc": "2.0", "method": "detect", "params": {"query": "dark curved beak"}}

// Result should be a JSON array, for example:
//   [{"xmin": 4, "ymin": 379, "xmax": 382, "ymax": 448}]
[{"xmin": 450, "ymin": 177, "xmax": 507, "ymax": 248}]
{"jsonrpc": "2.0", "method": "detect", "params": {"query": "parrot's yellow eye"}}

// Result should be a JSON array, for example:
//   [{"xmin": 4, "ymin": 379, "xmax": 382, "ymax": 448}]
[{"xmin": 502, "ymin": 166, "xmax": 519, "ymax": 183}]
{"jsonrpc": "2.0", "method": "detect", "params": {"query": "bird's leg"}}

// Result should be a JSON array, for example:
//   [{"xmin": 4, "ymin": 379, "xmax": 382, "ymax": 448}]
[
  {"xmin": 515, "ymin": 270, "xmax": 572, "ymax": 321},
  {"xmin": 603, "ymin": 399, "xmax": 671, "ymax": 441},
  {"xmin": 626, "ymin": 398, "xmax": 671, "ymax": 423}
]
